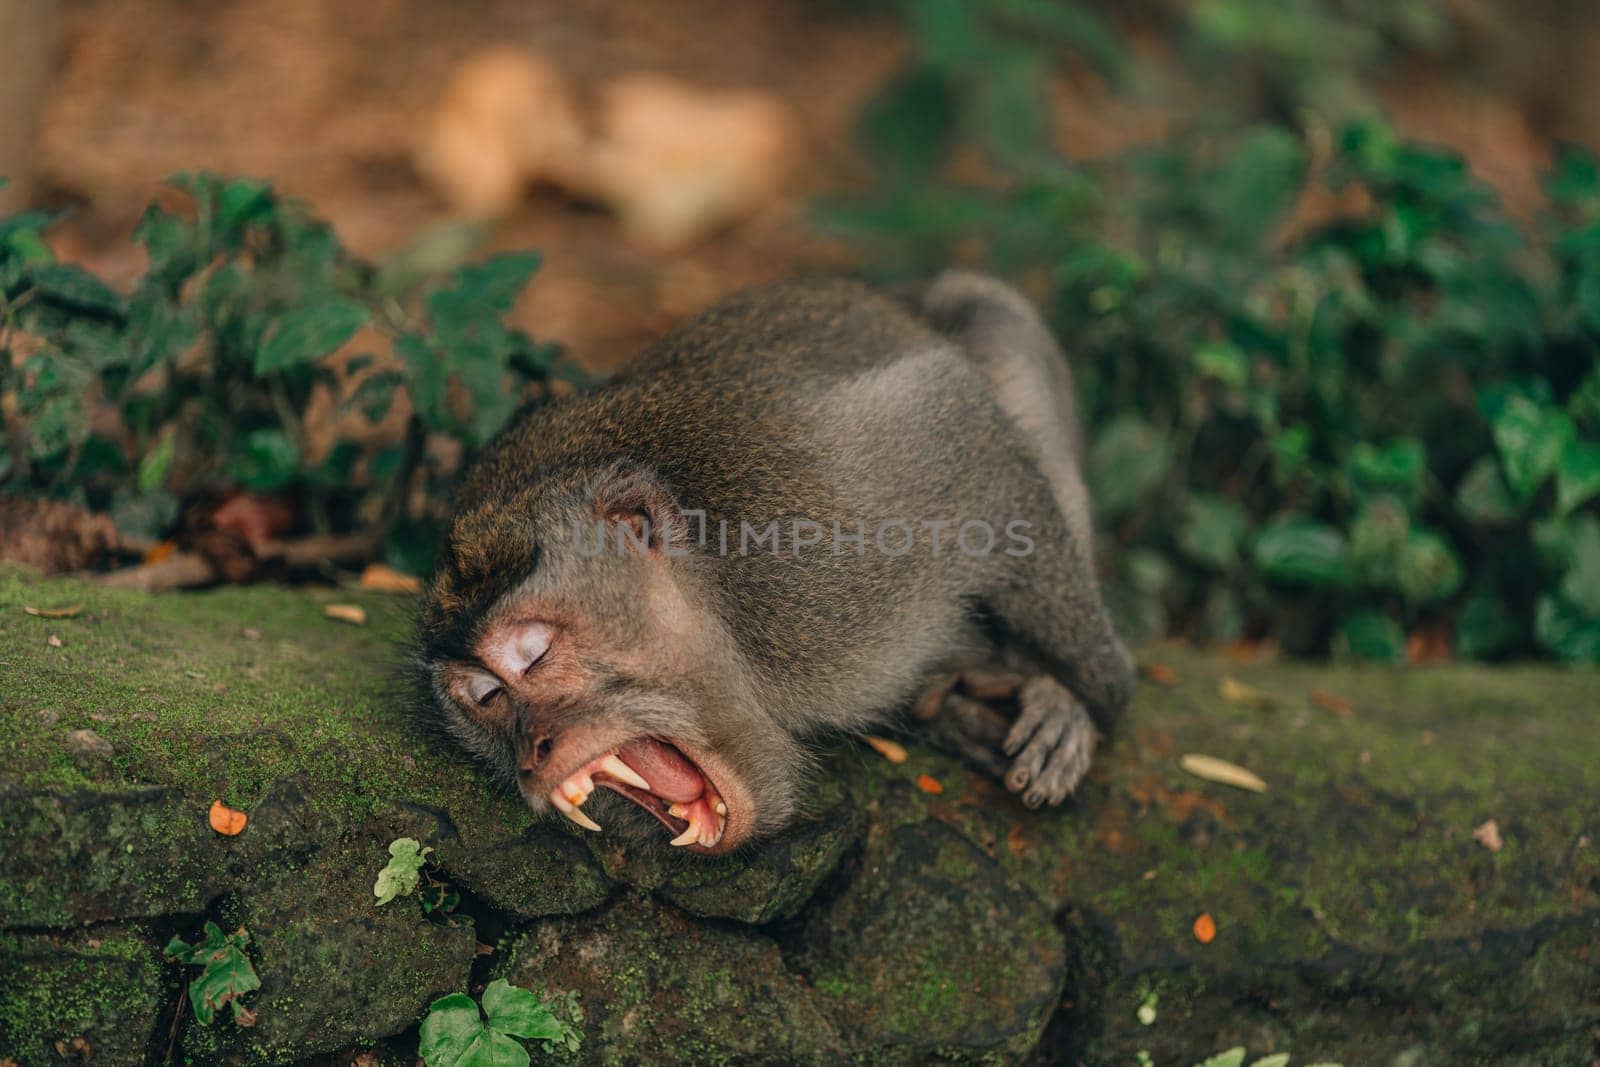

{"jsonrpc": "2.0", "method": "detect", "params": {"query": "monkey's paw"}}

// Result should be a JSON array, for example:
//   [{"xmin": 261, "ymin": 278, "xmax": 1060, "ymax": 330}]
[
  {"xmin": 913, "ymin": 667, "xmax": 1095, "ymax": 807},
  {"xmin": 1001, "ymin": 674, "xmax": 1096, "ymax": 808}
]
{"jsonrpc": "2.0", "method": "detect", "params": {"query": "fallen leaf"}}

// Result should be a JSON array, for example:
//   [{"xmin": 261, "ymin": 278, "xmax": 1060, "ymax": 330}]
[
  {"xmin": 47, "ymin": 634, "xmax": 63, "ymax": 647},
  {"xmin": 1309, "ymin": 687, "xmax": 1355, "ymax": 718},
  {"xmin": 66, "ymin": 729, "xmax": 113, "ymax": 761},
  {"xmin": 1472, "ymin": 819, "xmax": 1503, "ymax": 852},
  {"xmin": 144, "ymin": 540, "xmax": 177, "ymax": 564},
  {"xmin": 1218, "ymin": 676, "xmax": 1276, "ymax": 710},
  {"xmin": 24, "ymin": 604, "xmax": 83, "ymax": 618},
  {"xmin": 1179, "ymin": 754, "xmax": 1267, "ymax": 793},
  {"xmin": 1193, "ymin": 911, "xmax": 1216, "ymax": 944},
  {"xmin": 863, "ymin": 735, "xmax": 908, "ymax": 764},
  {"xmin": 916, "ymin": 773, "xmax": 944, "ymax": 795},
  {"xmin": 1140, "ymin": 661, "xmax": 1178, "ymax": 686},
  {"xmin": 324, "ymin": 603, "xmax": 367, "ymax": 625},
  {"xmin": 242, "ymin": 627, "xmax": 262, "ymax": 641},
  {"xmin": 360, "ymin": 563, "xmax": 423, "ymax": 594},
  {"xmin": 209, "ymin": 800, "xmax": 248, "ymax": 836},
  {"xmin": 234, "ymin": 1005, "xmax": 258, "ymax": 1028}
]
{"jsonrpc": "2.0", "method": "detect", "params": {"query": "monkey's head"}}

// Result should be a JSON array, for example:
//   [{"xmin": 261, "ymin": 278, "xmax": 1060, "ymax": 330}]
[{"xmin": 416, "ymin": 461, "xmax": 800, "ymax": 855}]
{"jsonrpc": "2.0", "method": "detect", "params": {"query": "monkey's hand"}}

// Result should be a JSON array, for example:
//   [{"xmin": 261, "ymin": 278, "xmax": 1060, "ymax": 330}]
[{"xmin": 914, "ymin": 667, "xmax": 1096, "ymax": 808}]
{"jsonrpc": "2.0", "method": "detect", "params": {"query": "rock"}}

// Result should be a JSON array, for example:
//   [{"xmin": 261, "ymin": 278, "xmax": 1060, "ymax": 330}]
[
  {"xmin": 439, "ymin": 825, "xmax": 613, "ymax": 921},
  {"xmin": 181, "ymin": 843, "xmax": 477, "ymax": 1064},
  {"xmin": 1, "ymin": 567, "xmax": 1597, "ymax": 1063},
  {"xmin": 584, "ymin": 75, "xmax": 798, "ymax": 249},
  {"xmin": 0, "ymin": 926, "xmax": 166, "ymax": 1064},
  {"xmin": 497, "ymin": 893, "xmax": 848, "ymax": 1064},
  {"xmin": 584, "ymin": 790, "xmax": 863, "ymax": 924},
  {"xmin": 64, "ymin": 727, "xmax": 113, "ymax": 762},
  {"xmin": 414, "ymin": 48, "xmax": 587, "ymax": 217},
  {"xmin": 794, "ymin": 819, "xmax": 1066, "ymax": 1062}
]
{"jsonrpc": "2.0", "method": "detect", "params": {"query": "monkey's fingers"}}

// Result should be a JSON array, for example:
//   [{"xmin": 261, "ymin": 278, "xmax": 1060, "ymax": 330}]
[
  {"xmin": 916, "ymin": 692, "xmax": 1010, "ymax": 778},
  {"xmin": 956, "ymin": 665, "xmax": 1024, "ymax": 702},
  {"xmin": 1028, "ymin": 702, "xmax": 1096, "ymax": 808},
  {"xmin": 1004, "ymin": 675, "xmax": 1095, "ymax": 808}
]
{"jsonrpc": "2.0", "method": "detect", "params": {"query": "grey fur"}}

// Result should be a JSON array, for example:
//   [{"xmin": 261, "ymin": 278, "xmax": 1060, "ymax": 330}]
[{"xmin": 418, "ymin": 272, "xmax": 1133, "ymax": 845}]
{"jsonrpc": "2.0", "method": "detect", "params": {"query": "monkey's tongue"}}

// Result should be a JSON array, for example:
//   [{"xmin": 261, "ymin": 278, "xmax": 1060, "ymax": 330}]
[{"xmin": 616, "ymin": 739, "xmax": 704, "ymax": 803}]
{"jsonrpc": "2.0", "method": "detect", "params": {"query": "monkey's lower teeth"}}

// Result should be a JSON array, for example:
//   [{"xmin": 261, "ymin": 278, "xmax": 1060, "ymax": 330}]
[{"xmin": 549, "ymin": 747, "xmax": 726, "ymax": 847}]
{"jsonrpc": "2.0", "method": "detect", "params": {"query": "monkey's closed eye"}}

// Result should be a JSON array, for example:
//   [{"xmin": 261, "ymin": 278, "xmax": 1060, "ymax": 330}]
[{"xmin": 464, "ymin": 669, "xmax": 504, "ymax": 707}]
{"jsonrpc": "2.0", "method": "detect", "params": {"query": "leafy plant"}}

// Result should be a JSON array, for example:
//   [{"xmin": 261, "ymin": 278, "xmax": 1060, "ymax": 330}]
[
  {"xmin": 419, "ymin": 979, "xmax": 583, "ymax": 1067},
  {"xmin": 374, "ymin": 837, "xmax": 432, "ymax": 906},
  {"xmin": 0, "ymin": 173, "xmax": 567, "ymax": 568},
  {"xmin": 830, "ymin": 14, "xmax": 1600, "ymax": 661},
  {"xmin": 1191, "ymin": 1050, "xmax": 1343, "ymax": 1067},
  {"xmin": 164, "ymin": 921, "xmax": 261, "ymax": 1026}
]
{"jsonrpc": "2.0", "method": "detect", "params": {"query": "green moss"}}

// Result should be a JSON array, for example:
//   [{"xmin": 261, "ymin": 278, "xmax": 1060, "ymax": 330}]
[{"xmin": 0, "ymin": 925, "xmax": 167, "ymax": 1063}]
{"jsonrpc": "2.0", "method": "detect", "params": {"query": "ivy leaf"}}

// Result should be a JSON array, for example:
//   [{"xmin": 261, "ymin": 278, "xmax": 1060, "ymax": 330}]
[
  {"xmin": 1090, "ymin": 416, "xmax": 1170, "ymax": 520},
  {"xmin": 1491, "ymin": 394, "xmax": 1572, "ymax": 500},
  {"xmin": 254, "ymin": 298, "xmax": 368, "ymax": 374},
  {"xmin": 481, "ymin": 979, "xmax": 569, "ymax": 1042},
  {"xmin": 856, "ymin": 67, "xmax": 957, "ymax": 180},
  {"xmin": 233, "ymin": 428, "xmax": 300, "ymax": 491},
  {"xmin": 1177, "ymin": 493, "xmax": 1250, "ymax": 570},
  {"xmin": 1335, "ymin": 611, "xmax": 1405, "ymax": 663},
  {"xmin": 164, "ymin": 922, "xmax": 261, "ymax": 1026},
  {"xmin": 1254, "ymin": 518, "xmax": 1348, "ymax": 588},
  {"xmin": 418, "ymin": 993, "xmax": 485, "ymax": 1067},
  {"xmin": 1556, "ymin": 437, "xmax": 1600, "ymax": 514},
  {"xmin": 374, "ymin": 837, "xmax": 432, "ymax": 906},
  {"xmin": 458, "ymin": 1029, "xmax": 531, "ymax": 1067}
]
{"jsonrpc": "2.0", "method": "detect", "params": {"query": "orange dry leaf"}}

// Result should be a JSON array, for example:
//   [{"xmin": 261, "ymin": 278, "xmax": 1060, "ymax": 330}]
[
  {"xmin": 324, "ymin": 604, "xmax": 368, "ymax": 625},
  {"xmin": 208, "ymin": 800, "xmax": 248, "ymax": 836},
  {"xmin": 24, "ymin": 604, "xmax": 83, "ymax": 618},
  {"xmin": 915, "ymin": 773, "xmax": 944, "ymax": 795},
  {"xmin": 359, "ymin": 563, "xmax": 423, "ymax": 595},
  {"xmin": 1309, "ymin": 688, "xmax": 1355, "ymax": 718},
  {"xmin": 1140, "ymin": 662, "xmax": 1178, "ymax": 686},
  {"xmin": 1193, "ymin": 912, "xmax": 1216, "ymax": 944},
  {"xmin": 864, "ymin": 735, "xmax": 908, "ymax": 764}
]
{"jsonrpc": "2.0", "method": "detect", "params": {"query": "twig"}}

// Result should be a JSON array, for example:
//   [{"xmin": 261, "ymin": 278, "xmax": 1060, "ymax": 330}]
[{"xmin": 97, "ymin": 532, "xmax": 380, "ymax": 591}]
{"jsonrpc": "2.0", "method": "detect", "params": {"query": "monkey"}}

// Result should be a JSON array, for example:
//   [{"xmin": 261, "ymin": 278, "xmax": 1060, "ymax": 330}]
[{"xmin": 415, "ymin": 271, "xmax": 1133, "ymax": 854}]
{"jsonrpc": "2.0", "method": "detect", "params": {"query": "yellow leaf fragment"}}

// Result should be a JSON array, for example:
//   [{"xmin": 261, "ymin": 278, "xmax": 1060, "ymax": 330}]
[
  {"xmin": 1218, "ymin": 676, "xmax": 1276, "ymax": 710},
  {"xmin": 863, "ymin": 735, "xmax": 908, "ymax": 764},
  {"xmin": 359, "ymin": 563, "xmax": 422, "ymax": 594},
  {"xmin": 1179, "ymin": 753, "xmax": 1267, "ymax": 793},
  {"xmin": 1472, "ymin": 819, "xmax": 1503, "ymax": 852},
  {"xmin": 324, "ymin": 603, "xmax": 368, "ymax": 625},
  {"xmin": 25, "ymin": 604, "xmax": 84, "ymax": 618}
]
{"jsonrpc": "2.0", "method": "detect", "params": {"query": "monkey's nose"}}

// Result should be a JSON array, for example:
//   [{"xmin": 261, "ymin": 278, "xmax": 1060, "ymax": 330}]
[{"xmin": 518, "ymin": 736, "xmax": 553, "ymax": 776}]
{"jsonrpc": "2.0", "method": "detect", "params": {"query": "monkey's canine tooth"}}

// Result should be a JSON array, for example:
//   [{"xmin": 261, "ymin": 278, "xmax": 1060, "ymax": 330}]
[
  {"xmin": 598, "ymin": 753, "xmax": 652, "ymax": 792},
  {"xmin": 549, "ymin": 789, "xmax": 602, "ymax": 832},
  {"xmin": 669, "ymin": 817, "xmax": 701, "ymax": 847}
]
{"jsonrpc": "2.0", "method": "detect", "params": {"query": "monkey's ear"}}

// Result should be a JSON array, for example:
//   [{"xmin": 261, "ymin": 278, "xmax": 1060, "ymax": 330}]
[{"xmin": 593, "ymin": 470, "xmax": 688, "ymax": 556}]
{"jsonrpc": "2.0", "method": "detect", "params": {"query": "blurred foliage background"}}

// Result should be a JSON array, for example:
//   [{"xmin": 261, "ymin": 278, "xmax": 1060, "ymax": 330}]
[{"xmin": 1, "ymin": 0, "xmax": 1597, "ymax": 661}]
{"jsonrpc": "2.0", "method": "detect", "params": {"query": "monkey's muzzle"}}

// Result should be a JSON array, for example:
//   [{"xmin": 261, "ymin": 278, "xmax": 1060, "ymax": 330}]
[{"xmin": 548, "ymin": 738, "xmax": 728, "ymax": 849}]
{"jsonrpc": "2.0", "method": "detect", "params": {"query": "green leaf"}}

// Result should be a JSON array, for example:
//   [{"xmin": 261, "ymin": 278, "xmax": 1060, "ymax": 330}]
[
  {"xmin": 1177, "ymin": 493, "xmax": 1250, "ymax": 570},
  {"xmin": 432, "ymin": 251, "xmax": 543, "ymax": 328},
  {"xmin": 1556, "ymin": 437, "xmax": 1600, "ymax": 514},
  {"xmin": 1089, "ymin": 416, "xmax": 1170, "ymax": 520},
  {"xmin": 374, "ymin": 837, "xmax": 432, "ymax": 906},
  {"xmin": 458, "ymin": 1029, "xmax": 531, "ymax": 1067},
  {"xmin": 1193, "ymin": 1048, "xmax": 1247, "ymax": 1067},
  {"xmin": 1397, "ymin": 528, "xmax": 1463, "ymax": 605},
  {"xmin": 1254, "ymin": 518, "xmax": 1348, "ymax": 588},
  {"xmin": 1335, "ymin": 611, "xmax": 1405, "ymax": 663},
  {"xmin": 164, "ymin": 922, "xmax": 260, "ymax": 1026},
  {"xmin": 1491, "ymin": 394, "xmax": 1572, "ymax": 500},
  {"xmin": 1251, "ymin": 1055, "xmax": 1292, "ymax": 1067},
  {"xmin": 418, "ymin": 993, "xmax": 485, "ymax": 1067},
  {"xmin": 856, "ymin": 67, "xmax": 957, "ymax": 180},
  {"xmin": 254, "ymin": 298, "xmax": 368, "ymax": 374},
  {"xmin": 1559, "ymin": 517, "xmax": 1600, "ymax": 617},
  {"xmin": 233, "ymin": 428, "xmax": 300, "ymax": 491},
  {"xmin": 1454, "ymin": 457, "xmax": 1518, "ymax": 525},
  {"xmin": 1455, "ymin": 584, "xmax": 1521, "ymax": 659},
  {"xmin": 1535, "ymin": 593, "xmax": 1600, "ymax": 663},
  {"xmin": 481, "ymin": 979, "xmax": 570, "ymax": 1042},
  {"xmin": 30, "ymin": 263, "xmax": 126, "ymax": 316},
  {"xmin": 137, "ymin": 434, "xmax": 176, "ymax": 494},
  {"xmin": 1348, "ymin": 438, "xmax": 1426, "ymax": 502}
]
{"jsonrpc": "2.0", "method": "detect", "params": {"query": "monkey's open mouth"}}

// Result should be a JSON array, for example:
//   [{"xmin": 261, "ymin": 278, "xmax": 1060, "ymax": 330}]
[{"xmin": 547, "ymin": 738, "xmax": 727, "ymax": 848}]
